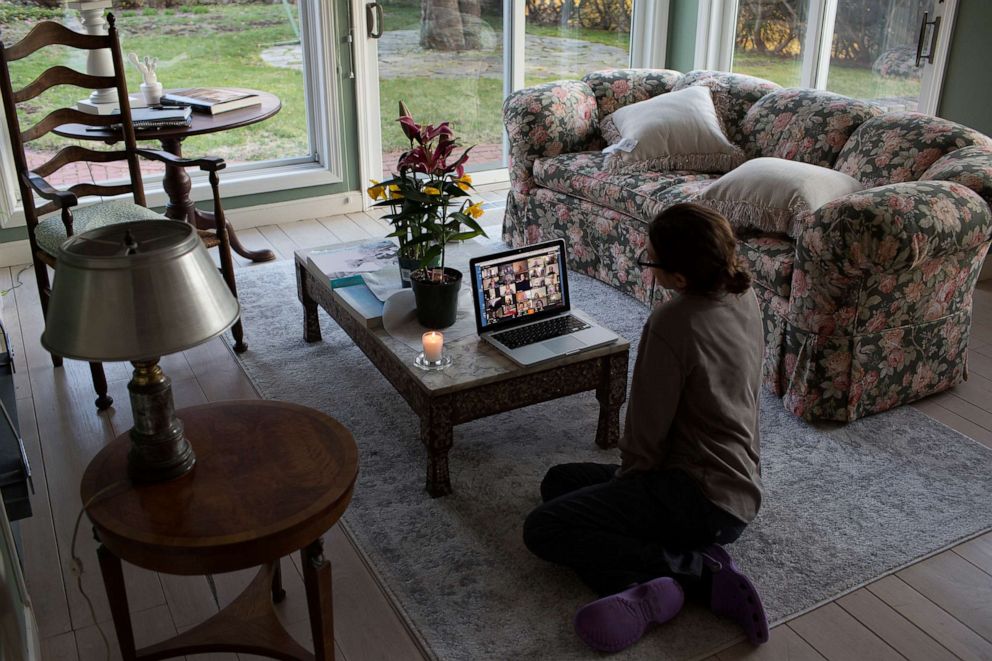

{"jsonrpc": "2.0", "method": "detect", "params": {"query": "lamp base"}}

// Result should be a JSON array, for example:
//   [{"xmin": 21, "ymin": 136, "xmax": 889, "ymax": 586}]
[{"xmin": 127, "ymin": 359, "xmax": 196, "ymax": 483}]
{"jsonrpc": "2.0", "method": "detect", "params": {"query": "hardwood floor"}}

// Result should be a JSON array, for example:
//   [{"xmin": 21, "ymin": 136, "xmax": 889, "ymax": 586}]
[{"xmin": 13, "ymin": 185, "xmax": 992, "ymax": 660}]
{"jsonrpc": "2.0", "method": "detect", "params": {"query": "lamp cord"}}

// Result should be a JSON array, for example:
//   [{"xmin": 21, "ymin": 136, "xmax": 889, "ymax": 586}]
[
  {"xmin": 0, "ymin": 265, "xmax": 31, "ymax": 298},
  {"xmin": 70, "ymin": 480, "xmax": 128, "ymax": 661}
]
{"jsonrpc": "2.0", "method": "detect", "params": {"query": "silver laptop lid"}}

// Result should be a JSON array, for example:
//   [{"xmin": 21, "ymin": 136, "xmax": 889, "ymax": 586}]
[{"xmin": 470, "ymin": 239, "xmax": 570, "ymax": 335}]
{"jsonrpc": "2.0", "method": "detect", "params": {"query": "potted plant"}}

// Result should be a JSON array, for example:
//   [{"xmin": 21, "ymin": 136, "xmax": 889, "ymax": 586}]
[{"xmin": 367, "ymin": 105, "xmax": 487, "ymax": 328}]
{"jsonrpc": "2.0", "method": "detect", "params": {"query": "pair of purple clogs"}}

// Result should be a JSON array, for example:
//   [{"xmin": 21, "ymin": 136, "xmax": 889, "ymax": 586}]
[{"xmin": 573, "ymin": 545, "xmax": 768, "ymax": 653}]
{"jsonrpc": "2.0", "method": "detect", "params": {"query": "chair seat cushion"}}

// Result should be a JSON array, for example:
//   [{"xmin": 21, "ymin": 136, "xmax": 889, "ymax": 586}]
[
  {"xmin": 36, "ymin": 200, "xmax": 169, "ymax": 255},
  {"xmin": 533, "ymin": 151, "xmax": 718, "ymax": 221},
  {"xmin": 738, "ymin": 234, "xmax": 795, "ymax": 298}
]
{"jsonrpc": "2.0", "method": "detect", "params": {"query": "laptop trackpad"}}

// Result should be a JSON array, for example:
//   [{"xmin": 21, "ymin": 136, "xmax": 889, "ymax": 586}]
[{"xmin": 544, "ymin": 335, "xmax": 584, "ymax": 354}]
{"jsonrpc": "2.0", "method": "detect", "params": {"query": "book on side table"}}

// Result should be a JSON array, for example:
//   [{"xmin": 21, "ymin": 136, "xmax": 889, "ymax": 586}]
[{"xmin": 161, "ymin": 88, "xmax": 262, "ymax": 115}]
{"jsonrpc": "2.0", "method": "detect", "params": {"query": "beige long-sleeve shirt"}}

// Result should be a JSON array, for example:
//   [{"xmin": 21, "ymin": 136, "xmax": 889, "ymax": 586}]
[{"xmin": 618, "ymin": 289, "xmax": 764, "ymax": 523}]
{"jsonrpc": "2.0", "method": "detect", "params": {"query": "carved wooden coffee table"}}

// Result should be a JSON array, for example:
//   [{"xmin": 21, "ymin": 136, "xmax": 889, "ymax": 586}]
[{"xmin": 295, "ymin": 242, "xmax": 629, "ymax": 497}]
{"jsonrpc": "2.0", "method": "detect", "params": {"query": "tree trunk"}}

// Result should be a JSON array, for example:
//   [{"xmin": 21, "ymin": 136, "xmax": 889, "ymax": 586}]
[{"xmin": 421, "ymin": 0, "xmax": 482, "ymax": 51}]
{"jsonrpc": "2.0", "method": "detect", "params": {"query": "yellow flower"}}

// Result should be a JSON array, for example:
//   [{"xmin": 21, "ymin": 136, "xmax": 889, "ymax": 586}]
[
  {"xmin": 455, "ymin": 174, "xmax": 473, "ymax": 191},
  {"xmin": 424, "ymin": 186, "xmax": 441, "ymax": 196},
  {"xmin": 466, "ymin": 201, "xmax": 484, "ymax": 219},
  {"xmin": 367, "ymin": 179, "xmax": 384, "ymax": 201},
  {"xmin": 388, "ymin": 184, "xmax": 403, "ymax": 199}
]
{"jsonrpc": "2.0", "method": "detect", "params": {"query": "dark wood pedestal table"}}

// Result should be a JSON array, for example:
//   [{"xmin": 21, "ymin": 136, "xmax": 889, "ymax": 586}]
[
  {"xmin": 80, "ymin": 400, "xmax": 359, "ymax": 660},
  {"xmin": 54, "ymin": 89, "xmax": 281, "ymax": 263}
]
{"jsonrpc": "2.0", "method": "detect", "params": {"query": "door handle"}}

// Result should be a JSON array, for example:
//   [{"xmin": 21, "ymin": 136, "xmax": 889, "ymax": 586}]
[
  {"xmin": 366, "ymin": 2, "xmax": 384, "ymax": 39},
  {"xmin": 915, "ymin": 12, "xmax": 941, "ymax": 67}
]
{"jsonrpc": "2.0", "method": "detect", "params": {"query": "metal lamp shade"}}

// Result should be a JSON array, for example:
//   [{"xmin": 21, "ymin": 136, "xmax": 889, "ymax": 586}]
[{"xmin": 41, "ymin": 220, "xmax": 240, "ymax": 362}]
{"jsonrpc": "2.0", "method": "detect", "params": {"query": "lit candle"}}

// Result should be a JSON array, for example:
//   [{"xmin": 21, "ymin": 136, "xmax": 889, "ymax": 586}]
[{"xmin": 423, "ymin": 331, "xmax": 443, "ymax": 362}]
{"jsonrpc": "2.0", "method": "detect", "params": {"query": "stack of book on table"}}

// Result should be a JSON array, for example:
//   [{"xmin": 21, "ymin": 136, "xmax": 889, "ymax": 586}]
[
  {"xmin": 306, "ymin": 240, "xmax": 400, "ymax": 329},
  {"xmin": 160, "ymin": 88, "xmax": 262, "ymax": 115}
]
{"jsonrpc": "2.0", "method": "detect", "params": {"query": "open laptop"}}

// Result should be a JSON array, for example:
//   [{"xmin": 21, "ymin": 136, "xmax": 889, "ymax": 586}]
[{"xmin": 470, "ymin": 239, "xmax": 618, "ymax": 366}]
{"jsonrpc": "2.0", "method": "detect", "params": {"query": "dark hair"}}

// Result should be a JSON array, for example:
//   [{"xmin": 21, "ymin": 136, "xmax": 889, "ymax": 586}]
[{"xmin": 648, "ymin": 203, "xmax": 752, "ymax": 296}]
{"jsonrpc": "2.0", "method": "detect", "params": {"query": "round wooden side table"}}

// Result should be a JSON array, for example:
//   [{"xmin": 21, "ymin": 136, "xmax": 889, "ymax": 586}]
[{"xmin": 81, "ymin": 400, "xmax": 359, "ymax": 661}]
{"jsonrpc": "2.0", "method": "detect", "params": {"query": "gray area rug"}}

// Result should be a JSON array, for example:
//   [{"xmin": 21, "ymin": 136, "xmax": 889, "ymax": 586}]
[{"xmin": 233, "ymin": 260, "xmax": 992, "ymax": 660}]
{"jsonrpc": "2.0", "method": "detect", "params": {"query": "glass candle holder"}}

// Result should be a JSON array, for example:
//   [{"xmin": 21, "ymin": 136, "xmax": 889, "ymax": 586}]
[{"xmin": 415, "ymin": 331, "xmax": 451, "ymax": 371}]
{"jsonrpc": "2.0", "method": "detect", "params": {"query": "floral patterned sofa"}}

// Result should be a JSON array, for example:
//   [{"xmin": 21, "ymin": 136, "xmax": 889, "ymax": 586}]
[{"xmin": 502, "ymin": 68, "xmax": 992, "ymax": 422}]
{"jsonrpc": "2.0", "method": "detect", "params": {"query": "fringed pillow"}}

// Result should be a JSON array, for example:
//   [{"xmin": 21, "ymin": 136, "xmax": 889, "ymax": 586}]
[
  {"xmin": 697, "ymin": 157, "xmax": 864, "ymax": 237},
  {"xmin": 600, "ymin": 86, "xmax": 745, "ymax": 174}
]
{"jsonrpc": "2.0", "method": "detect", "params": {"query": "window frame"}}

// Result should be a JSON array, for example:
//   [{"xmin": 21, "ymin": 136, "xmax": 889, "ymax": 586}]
[
  {"xmin": 0, "ymin": 1, "xmax": 344, "ymax": 229},
  {"xmin": 700, "ymin": 0, "xmax": 957, "ymax": 113}
]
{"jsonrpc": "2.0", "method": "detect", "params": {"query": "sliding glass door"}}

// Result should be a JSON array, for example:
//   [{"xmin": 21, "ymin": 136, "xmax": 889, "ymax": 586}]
[
  {"xmin": 360, "ymin": 1, "xmax": 635, "ymax": 181},
  {"xmin": 732, "ymin": 0, "xmax": 952, "ymax": 112}
]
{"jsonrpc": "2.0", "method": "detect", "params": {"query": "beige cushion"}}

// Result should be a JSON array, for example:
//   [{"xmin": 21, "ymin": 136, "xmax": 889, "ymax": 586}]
[
  {"xmin": 601, "ymin": 86, "xmax": 745, "ymax": 174},
  {"xmin": 698, "ymin": 157, "xmax": 864, "ymax": 236}
]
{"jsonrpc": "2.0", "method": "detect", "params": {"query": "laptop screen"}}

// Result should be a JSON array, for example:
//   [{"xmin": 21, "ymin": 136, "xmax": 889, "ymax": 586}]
[{"xmin": 471, "ymin": 240, "xmax": 569, "ymax": 332}]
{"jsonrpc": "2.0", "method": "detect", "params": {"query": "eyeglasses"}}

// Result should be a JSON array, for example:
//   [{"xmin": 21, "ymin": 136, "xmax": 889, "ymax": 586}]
[{"xmin": 637, "ymin": 248, "xmax": 663, "ymax": 270}]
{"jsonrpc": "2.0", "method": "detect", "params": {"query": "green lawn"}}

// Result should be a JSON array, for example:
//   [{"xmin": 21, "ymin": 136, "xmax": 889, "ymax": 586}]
[{"xmin": 733, "ymin": 51, "xmax": 921, "ymax": 103}]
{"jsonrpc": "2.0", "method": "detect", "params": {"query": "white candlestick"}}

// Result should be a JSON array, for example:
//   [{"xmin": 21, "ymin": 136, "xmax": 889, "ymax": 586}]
[{"xmin": 422, "ymin": 331, "xmax": 443, "ymax": 362}]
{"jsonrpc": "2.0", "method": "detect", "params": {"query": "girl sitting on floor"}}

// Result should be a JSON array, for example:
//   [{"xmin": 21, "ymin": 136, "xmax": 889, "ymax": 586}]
[{"xmin": 523, "ymin": 203, "xmax": 768, "ymax": 653}]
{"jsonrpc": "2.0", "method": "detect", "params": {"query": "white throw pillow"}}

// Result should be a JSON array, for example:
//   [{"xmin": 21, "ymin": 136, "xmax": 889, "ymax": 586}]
[
  {"xmin": 601, "ymin": 86, "xmax": 745, "ymax": 174},
  {"xmin": 698, "ymin": 157, "xmax": 865, "ymax": 236}
]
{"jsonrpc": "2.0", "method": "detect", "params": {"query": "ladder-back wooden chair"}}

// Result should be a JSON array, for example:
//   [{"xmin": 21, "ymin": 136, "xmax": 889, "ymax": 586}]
[{"xmin": 0, "ymin": 15, "xmax": 245, "ymax": 411}]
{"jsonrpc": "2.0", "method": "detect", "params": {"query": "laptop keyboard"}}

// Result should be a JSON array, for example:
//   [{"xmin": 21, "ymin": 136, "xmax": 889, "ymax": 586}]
[{"xmin": 492, "ymin": 315, "xmax": 590, "ymax": 350}]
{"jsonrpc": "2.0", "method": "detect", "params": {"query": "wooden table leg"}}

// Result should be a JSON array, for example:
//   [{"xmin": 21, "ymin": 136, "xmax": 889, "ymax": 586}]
[
  {"xmin": 159, "ymin": 137, "xmax": 275, "ymax": 263},
  {"xmin": 97, "ymin": 543, "xmax": 137, "ymax": 661},
  {"xmin": 422, "ymin": 401, "xmax": 454, "ymax": 497},
  {"xmin": 301, "ymin": 539, "xmax": 334, "ymax": 661},
  {"xmin": 595, "ymin": 352, "xmax": 628, "ymax": 449},
  {"xmin": 299, "ymin": 263, "xmax": 323, "ymax": 343}
]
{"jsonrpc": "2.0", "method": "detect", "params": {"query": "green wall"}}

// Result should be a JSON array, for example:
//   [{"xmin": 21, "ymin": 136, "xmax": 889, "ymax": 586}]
[
  {"xmin": 666, "ymin": 0, "xmax": 698, "ymax": 72},
  {"xmin": 937, "ymin": 0, "xmax": 992, "ymax": 136}
]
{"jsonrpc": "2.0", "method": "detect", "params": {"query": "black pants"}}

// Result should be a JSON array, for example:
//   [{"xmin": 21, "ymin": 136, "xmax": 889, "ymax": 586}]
[{"xmin": 523, "ymin": 463, "xmax": 746, "ymax": 597}]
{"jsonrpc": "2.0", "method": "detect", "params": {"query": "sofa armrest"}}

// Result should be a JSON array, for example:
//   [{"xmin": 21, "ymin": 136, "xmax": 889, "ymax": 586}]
[
  {"xmin": 921, "ymin": 145, "xmax": 992, "ymax": 209},
  {"xmin": 581, "ymin": 68, "xmax": 683, "ymax": 117},
  {"xmin": 502, "ymin": 80, "xmax": 600, "ymax": 202},
  {"xmin": 791, "ymin": 181, "xmax": 992, "ymax": 335}
]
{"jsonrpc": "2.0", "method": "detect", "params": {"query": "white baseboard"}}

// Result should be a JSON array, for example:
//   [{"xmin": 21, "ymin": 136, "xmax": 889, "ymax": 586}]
[
  {"xmin": 224, "ymin": 190, "xmax": 363, "ymax": 230},
  {"xmin": 0, "ymin": 191, "xmax": 364, "ymax": 268}
]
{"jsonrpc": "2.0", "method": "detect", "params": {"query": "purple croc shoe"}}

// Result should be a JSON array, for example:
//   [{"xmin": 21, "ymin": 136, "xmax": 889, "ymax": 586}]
[
  {"xmin": 573, "ymin": 576, "xmax": 685, "ymax": 653},
  {"xmin": 704, "ymin": 544, "xmax": 768, "ymax": 645}
]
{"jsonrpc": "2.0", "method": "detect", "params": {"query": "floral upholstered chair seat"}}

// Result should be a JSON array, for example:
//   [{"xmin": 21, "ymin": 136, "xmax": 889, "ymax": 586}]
[{"xmin": 503, "ymin": 68, "xmax": 992, "ymax": 422}]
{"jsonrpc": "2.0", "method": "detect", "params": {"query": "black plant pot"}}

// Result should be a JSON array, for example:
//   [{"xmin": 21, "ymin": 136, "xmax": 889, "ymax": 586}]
[
  {"xmin": 398, "ymin": 254, "xmax": 420, "ymax": 289},
  {"xmin": 411, "ymin": 267, "xmax": 462, "ymax": 329}
]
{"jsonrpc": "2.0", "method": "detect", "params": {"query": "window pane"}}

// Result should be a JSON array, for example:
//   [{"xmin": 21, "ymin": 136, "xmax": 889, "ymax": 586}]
[
  {"xmin": 523, "ymin": 1, "xmax": 632, "ymax": 87},
  {"xmin": 824, "ymin": 0, "xmax": 928, "ymax": 111},
  {"xmin": 378, "ymin": 0, "xmax": 506, "ymax": 176},
  {"xmin": 732, "ymin": 0, "xmax": 809, "ymax": 87},
  {"xmin": 3, "ymin": 3, "xmax": 310, "ymax": 190}
]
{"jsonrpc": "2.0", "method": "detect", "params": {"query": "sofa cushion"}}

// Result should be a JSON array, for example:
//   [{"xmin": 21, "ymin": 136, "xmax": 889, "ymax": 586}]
[
  {"xmin": 671, "ymin": 70, "xmax": 781, "ymax": 147},
  {"xmin": 835, "ymin": 112, "xmax": 992, "ymax": 188},
  {"xmin": 533, "ymin": 151, "xmax": 718, "ymax": 222},
  {"xmin": 738, "ymin": 234, "xmax": 795, "ymax": 298},
  {"xmin": 741, "ymin": 88, "xmax": 882, "ymax": 167},
  {"xmin": 600, "ymin": 86, "xmax": 745, "ymax": 174},
  {"xmin": 698, "ymin": 158, "xmax": 864, "ymax": 236},
  {"xmin": 582, "ymin": 69, "xmax": 683, "ymax": 118}
]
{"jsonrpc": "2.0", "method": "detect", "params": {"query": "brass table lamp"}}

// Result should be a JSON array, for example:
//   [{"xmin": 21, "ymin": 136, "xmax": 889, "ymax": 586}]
[{"xmin": 41, "ymin": 220, "xmax": 240, "ymax": 483}]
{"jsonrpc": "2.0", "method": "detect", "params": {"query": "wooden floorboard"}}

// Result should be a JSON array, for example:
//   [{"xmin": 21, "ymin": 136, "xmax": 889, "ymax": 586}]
[{"xmin": 15, "ymin": 193, "xmax": 992, "ymax": 660}]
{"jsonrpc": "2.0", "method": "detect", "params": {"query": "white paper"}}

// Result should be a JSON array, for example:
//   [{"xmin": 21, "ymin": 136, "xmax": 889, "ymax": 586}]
[
  {"xmin": 362, "ymin": 267, "xmax": 404, "ymax": 302},
  {"xmin": 382, "ymin": 288, "xmax": 477, "ymax": 351}
]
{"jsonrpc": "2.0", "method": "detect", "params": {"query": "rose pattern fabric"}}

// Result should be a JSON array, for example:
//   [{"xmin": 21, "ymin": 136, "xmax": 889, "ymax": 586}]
[
  {"xmin": 581, "ymin": 69, "xmax": 683, "ymax": 118},
  {"xmin": 501, "ymin": 69, "xmax": 992, "ymax": 422},
  {"xmin": 507, "ymin": 187, "xmax": 665, "ymax": 306},
  {"xmin": 742, "ymin": 88, "xmax": 882, "ymax": 167},
  {"xmin": 672, "ymin": 70, "xmax": 781, "ymax": 147},
  {"xmin": 922, "ymin": 145, "xmax": 992, "ymax": 208},
  {"xmin": 533, "ymin": 151, "xmax": 718, "ymax": 222},
  {"xmin": 502, "ymin": 79, "xmax": 602, "ymax": 237},
  {"xmin": 738, "ymin": 234, "xmax": 795, "ymax": 298},
  {"xmin": 835, "ymin": 112, "xmax": 992, "ymax": 188}
]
